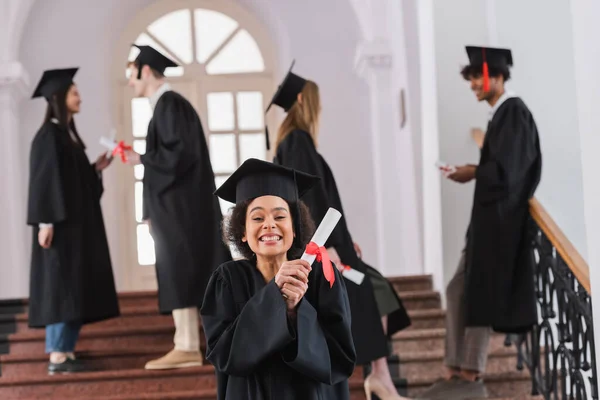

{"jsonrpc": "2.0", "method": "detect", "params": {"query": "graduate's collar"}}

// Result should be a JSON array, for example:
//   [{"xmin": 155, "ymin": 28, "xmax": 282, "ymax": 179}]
[
  {"xmin": 489, "ymin": 90, "xmax": 516, "ymax": 121},
  {"xmin": 149, "ymin": 82, "xmax": 172, "ymax": 110}
]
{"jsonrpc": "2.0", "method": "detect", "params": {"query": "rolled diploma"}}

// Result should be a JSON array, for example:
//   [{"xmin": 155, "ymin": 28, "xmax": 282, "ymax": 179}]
[
  {"xmin": 100, "ymin": 136, "xmax": 117, "ymax": 153},
  {"xmin": 300, "ymin": 207, "xmax": 342, "ymax": 266}
]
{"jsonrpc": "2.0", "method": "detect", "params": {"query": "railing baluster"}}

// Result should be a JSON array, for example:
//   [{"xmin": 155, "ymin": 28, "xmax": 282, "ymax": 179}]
[{"xmin": 510, "ymin": 217, "xmax": 597, "ymax": 399}]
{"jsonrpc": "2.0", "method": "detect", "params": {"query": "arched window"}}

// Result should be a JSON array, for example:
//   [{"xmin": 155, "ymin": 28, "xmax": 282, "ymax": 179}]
[{"xmin": 115, "ymin": 2, "xmax": 275, "ymax": 288}]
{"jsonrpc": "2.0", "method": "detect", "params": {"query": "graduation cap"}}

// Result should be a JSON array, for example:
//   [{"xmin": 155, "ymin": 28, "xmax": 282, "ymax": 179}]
[
  {"xmin": 263, "ymin": 60, "xmax": 307, "ymax": 150},
  {"xmin": 215, "ymin": 158, "xmax": 320, "ymax": 247},
  {"xmin": 465, "ymin": 46, "xmax": 513, "ymax": 92},
  {"xmin": 32, "ymin": 68, "xmax": 78, "ymax": 100},
  {"xmin": 215, "ymin": 158, "xmax": 319, "ymax": 205},
  {"xmin": 131, "ymin": 44, "xmax": 179, "ymax": 79},
  {"xmin": 215, "ymin": 158, "xmax": 321, "ymax": 245}
]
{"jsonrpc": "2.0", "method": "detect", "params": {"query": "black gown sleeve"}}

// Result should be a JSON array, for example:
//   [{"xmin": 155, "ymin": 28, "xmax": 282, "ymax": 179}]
[
  {"xmin": 27, "ymin": 127, "xmax": 67, "ymax": 225},
  {"xmin": 201, "ymin": 269, "xmax": 296, "ymax": 376},
  {"xmin": 475, "ymin": 102, "xmax": 539, "ymax": 204},
  {"xmin": 275, "ymin": 131, "xmax": 343, "ymax": 249},
  {"xmin": 281, "ymin": 263, "xmax": 356, "ymax": 384},
  {"xmin": 140, "ymin": 95, "xmax": 198, "ymax": 192}
]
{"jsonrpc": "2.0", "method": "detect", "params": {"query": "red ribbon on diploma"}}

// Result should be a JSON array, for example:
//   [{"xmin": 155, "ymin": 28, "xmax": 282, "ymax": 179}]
[
  {"xmin": 305, "ymin": 242, "xmax": 335, "ymax": 288},
  {"xmin": 112, "ymin": 141, "xmax": 133, "ymax": 163}
]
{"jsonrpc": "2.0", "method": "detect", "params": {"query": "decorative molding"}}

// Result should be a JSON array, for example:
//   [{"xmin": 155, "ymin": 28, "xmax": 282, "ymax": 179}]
[
  {"xmin": 354, "ymin": 40, "xmax": 393, "ymax": 78},
  {"xmin": 0, "ymin": 61, "xmax": 30, "ymax": 99}
]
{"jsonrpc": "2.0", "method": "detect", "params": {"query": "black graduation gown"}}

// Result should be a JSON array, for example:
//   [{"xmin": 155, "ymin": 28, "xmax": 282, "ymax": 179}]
[
  {"xmin": 26, "ymin": 122, "xmax": 119, "ymax": 328},
  {"xmin": 141, "ymin": 90, "xmax": 232, "ymax": 314},
  {"xmin": 465, "ymin": 97, "xmax": 542, "ymax": 333},
  {"xmin": 274, "ymin": 130, "xmax": 411, "ymax": 364},
  {"xmin": 201, "ymin": 259, "xmax": 356, "ymax": 400}
]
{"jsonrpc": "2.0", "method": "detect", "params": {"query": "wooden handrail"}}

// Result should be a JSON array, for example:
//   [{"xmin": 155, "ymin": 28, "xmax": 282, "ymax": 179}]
[{"xmin": 470, "ymin": 128, "xmax": 591, "ymax": 294}]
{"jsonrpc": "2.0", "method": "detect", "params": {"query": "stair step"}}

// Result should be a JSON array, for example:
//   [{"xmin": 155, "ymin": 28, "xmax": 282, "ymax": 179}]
[
  {"xmin": 0, "ymin": 367, "xmax": 215, "ymax": 398},
  {"xmin": 388, "ymin": 275, "xmax": 433, "ymax": 292},
  {"xmin": 397, "ymin": 290, "xmax": 441, "ymax": 310},
  {"xmin": 406, "ymin": 309, "xmax": 445, "ymax": 330},
  {"xmin": 0, "ymin": 346, "xmax": 178, "ymax": 378},
  {"xmin": 2, "ymin": 305, "xmax": 173, "ymax": 334},
  {"xmin": 2, "ymin": 325, "xmax": 200, "ymax": 356},
  {"xmin": 398, "ymin": 347, "xmax": 520, "ymax": 382},
  {"xmin": 406, "ymin": 370, "xmax": 534, "ymax": 398},
  {"xmin": 392, "ymin": 328, "xmax": 511, "ymax": 353}
]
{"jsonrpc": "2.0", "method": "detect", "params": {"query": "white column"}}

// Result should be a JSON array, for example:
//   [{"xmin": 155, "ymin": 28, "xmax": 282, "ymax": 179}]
[
  {"xmin": 354, "ymin": 41, "xmax": 423, "ymax": 276},
  {"xmin": 415, "ymin": 0, "xmax": 445, "ymax": 292},
  {"xmin": 0, "ymin": 61, "xmax": 30, "ymax": 299},
  {"xmin": 570, "ymin": 0, "xmax": 600, "ymax": 389}
]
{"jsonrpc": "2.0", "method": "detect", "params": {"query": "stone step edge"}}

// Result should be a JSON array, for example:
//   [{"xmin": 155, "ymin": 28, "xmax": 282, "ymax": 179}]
[
  {"xmin": 0, "ymin": 365, "xmax": 532, "ymax": 388},
  {"xmin": 0, "ymin": 274, "xmax": 435, "ymax": 306}
]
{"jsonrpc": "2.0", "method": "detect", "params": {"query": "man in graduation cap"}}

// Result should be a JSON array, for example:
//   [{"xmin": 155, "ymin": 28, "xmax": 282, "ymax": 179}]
[
  {"xmin": 419, "ymin": 47, "xmax": 542, "ymax": 399},
  {"xmin": 124, "ymin": 45, "xmax": 232, "ymax": 370}
]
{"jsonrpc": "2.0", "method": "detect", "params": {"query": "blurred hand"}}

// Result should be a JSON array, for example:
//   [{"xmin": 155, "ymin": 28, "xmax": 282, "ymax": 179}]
[
  {"xmin": 38, "ymin": 227, "xmax": 54, "ymax": 249},
  {"xmin": 95, "ymin": 152, "xmax": 113, "ymax": 171},
  {"xmin": 448, "ymin": 165, "xmax": 477, "ymax": 184},
  {"xmin": 327, "ymin": 247, "xmax": 344, "ymax": 272},
  {"xmin": 275, "ymin": 259, "xmax": 311, "ymax": 311},
  {"xmin": 124, "ymin": 150, "xmax": 141, "ymax": 166},
  {"xmin": 353, "ymin": 242, "xmax": 362, "ymax": 259}
]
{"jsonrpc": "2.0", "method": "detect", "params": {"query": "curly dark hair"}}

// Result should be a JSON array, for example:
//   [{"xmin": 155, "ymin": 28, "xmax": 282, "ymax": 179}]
[
  {"xmin": 460, "ymin": 64, "xmax": 511, "ymax": 82},
  {"xmin": 223, "ymin": 199, "xmax": 315, "ymax": 260}
]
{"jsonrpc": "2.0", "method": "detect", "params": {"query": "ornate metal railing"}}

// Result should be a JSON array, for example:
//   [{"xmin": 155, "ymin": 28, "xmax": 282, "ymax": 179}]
[
  {"xmin": 471, "ymin": 129, "xmax": 597, "ymax": 399},
  {"xmin": 507, "ymin": 209, "xmax": 596, "ymax": 399}
]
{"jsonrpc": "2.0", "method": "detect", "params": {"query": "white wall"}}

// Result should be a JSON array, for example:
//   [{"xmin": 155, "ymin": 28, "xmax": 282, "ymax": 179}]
[
  {"xmin": 571, "ymin": 0, "xmax": 600, "ymax": 386},
  {"xmin": 433, "ymin": 0, "xmax": 490, "ymax": 287},
  {"xmin": 493, "ymin": 0, "xmax": 587, "ymax": 259},
  {"xmin": 16, "ymin": 0, "xmax": 376, "ymax": 294}
]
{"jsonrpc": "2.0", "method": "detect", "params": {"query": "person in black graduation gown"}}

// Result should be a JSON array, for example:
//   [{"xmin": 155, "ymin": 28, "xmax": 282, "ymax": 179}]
[
  {"xmin": 124, "ymin": 45, "xmax": 232, "ymax": 370},
  {"xmin": 270, "ymin": 63, "xmax": 411, "ymax": 400},
  {"xmin": 27, "ymin": 68, "xmax": 120, "ymax": 374},
  {"xmin": 418, "ymin": 47, "xmax": 542, "ymax": 400},
  {"xmin": 202, "ymin": 158, "xmax": 356, "ymax": 400}
]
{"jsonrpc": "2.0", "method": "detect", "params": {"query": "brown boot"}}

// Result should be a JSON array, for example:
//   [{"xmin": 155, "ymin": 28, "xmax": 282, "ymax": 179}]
[{"xmin": 144, "ymin": 349, "xmax": 203, "ymax": 370}]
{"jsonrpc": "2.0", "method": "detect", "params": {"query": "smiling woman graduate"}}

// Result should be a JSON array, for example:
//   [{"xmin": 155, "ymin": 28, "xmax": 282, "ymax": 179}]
[{"xmin": 201, "ymin": 158, "xmax": 356, "ymax": 400}]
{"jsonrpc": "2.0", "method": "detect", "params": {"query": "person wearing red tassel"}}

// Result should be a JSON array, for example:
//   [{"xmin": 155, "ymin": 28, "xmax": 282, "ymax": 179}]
[{"xmin": 419, "ymin": 46, "xmax": 542, "ymax": 399}]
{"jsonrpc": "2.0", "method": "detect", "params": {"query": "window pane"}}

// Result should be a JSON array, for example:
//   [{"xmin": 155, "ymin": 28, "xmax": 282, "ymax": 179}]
[
  {"xmin": 194, "ymin": 9, "xmax": 239, "ymax": 63},
  {"xmin": 133, "ymin": 140, "xmax": 146, "ymax": 155},
  {"xmin": 131, "ymin": 98, "xmax": 152, "ymax": 138},
  {"xmin": 207, "ymin": 92, "xmax": 234, "ymax": 131},
  {"xmin": 237, "ymin": 92, "xmax": 264, "ymax": 130},
  {"xmin": 135, "ymin": 182, "xmax": 144, "ymax": 223},
  {"xmin": 131, "ymin": 33, "xmax": 184, "ymax": 77},
  {"xmin": 210, "ymin": 134, "xmax": 236, "ymax": 173},
  {"xmin": 147, "ymin": 9, "xmax": 193, "ymax": 64},
  {"xmin": 206, "ymin": 30, "xmax": 265, "ymax": 75},
  {"xmin": 239, "ymin": 133, "xmax": 266, "ymax": 162},
  {"xmin": 134, "ymin": 164, "xmax": 144, "ymax": 180},
  {"xmin": 137, "ymin": 224, "xmax": 156, "ymax": 265}
]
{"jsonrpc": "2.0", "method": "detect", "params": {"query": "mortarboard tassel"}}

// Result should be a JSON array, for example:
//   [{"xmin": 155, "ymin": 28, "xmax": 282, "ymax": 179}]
[
  {"xmin": 482, "ymin": 48, "xmax": 490, "ymax": 92},
  {"xmin": 265, "ymin": 125, "xmax": 271, "ymax": 151}
]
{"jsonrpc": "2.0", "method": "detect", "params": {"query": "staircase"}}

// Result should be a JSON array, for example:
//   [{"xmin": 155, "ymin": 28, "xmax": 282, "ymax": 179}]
[{"xmin": 0, "ymin": 275, "xmax": 539, "ymax": 399}]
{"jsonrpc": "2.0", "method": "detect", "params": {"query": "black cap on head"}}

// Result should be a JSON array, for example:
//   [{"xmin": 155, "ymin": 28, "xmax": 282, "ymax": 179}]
[
  {"xmin": 465, "ymin": 46, "xmax": 513, "ymax": 69},
  {"xmin": 214, "ymin": 158, "xmax": 319, "ymax": 205},
  {"xmin": 32, "ymin": 68, "xmax": 78, "ymax": 100},
  {"xmin": 266, "ymin": 60, "xmax": 307, "ymax": 114},
  {"xmin": 131, "ymin": 44, "xmax": 179, "ymax": 79},
  {"xmin": 263, "ymin": 60, "xmax": 307, "ymax": 150}
]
